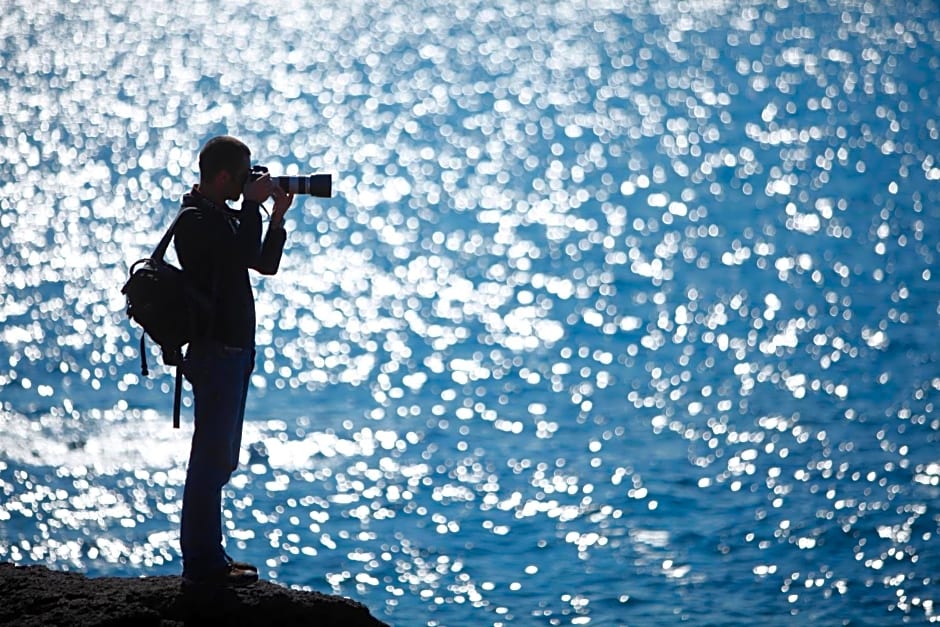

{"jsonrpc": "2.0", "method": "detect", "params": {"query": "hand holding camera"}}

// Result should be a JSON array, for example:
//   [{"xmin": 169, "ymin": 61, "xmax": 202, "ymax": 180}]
[
  {"xmin": 243, "ymin": 171, "xmax": 277, "ymax": 204},
  {"xmin": 242, "ymin": 165, "xmax": 331, "ymax": 228},
  {"xmin": 269, "ymin": 186, "xmax": 293, "ymax": 230}
]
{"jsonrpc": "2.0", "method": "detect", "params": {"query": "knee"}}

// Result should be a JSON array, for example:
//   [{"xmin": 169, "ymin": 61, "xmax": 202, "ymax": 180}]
[{"xmin": 187, "ymin": 454, "xmax": 235, "ymax": 487}]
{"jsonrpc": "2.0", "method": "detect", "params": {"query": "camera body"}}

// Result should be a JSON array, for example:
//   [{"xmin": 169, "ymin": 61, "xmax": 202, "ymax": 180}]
[{"xmin": 247, "ymin": 165, "xmax": 332, "ymax": 198}]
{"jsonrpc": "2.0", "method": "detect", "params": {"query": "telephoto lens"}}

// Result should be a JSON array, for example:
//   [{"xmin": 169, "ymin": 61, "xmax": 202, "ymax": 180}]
[
  {"xmin": 246, "ymin": 165, "xmax": 333, "ymax": 198},
  {"xmin": 273, "ymin": 174, "xmax": 332, "ymax": 197}
]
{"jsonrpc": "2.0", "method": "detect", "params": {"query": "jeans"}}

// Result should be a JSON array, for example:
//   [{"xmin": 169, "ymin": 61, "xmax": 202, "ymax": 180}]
[{"xmin": 179, "ymin": 340, "xmax": 255, "ymax": 576}]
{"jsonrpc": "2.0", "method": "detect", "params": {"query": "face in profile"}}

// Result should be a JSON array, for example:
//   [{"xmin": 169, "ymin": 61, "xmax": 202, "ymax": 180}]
[{"xmin": 223, "ymin": 156, "xmax": 252, "ymax": 203}]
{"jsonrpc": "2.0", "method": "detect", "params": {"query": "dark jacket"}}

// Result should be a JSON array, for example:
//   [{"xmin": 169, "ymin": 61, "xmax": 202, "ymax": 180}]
[{"xmin": 174, "ymin": 186, "xmax": 286, "ymax": 348}]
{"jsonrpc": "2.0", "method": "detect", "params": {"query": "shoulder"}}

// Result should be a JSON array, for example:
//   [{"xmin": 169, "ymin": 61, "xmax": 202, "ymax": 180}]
[
  {"xmin": 174, "ymin": 207, "xmax": 199, "ymax": 231},
  {"xmin": 174, "ymin": 207, "xmax": 215, "ymax": 245},
  {"xmin": 179, "ymin": 205, "xmax": 207, "ymax": 219},
  {"xmin": 177, "ymin": 206, "xmax": 225, "ymax": 230}
]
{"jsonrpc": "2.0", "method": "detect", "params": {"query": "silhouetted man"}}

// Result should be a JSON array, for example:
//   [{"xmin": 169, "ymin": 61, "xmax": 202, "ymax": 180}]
[{"xmin": 174, "ymin": 135, "xmax": 293, "ymax": 586}]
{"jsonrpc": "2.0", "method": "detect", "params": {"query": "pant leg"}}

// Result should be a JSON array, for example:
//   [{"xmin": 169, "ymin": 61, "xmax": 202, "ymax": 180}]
[
  {"xmin": 229, "ymin": 348, "xmax": 255, "ymax": 472},
  {"xmin": 179, "ymin": 344, "xmax": 252, "ymax": 576}
]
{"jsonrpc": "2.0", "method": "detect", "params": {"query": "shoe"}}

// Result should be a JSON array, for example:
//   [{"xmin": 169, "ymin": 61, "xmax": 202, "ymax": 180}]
[
  {"xmin": 225, "ymin": 554, "xmax": 258, "ymax": 573},
  {"xmin": 182, "ymin": 563, "xmax": 259, "ymax": 588}
]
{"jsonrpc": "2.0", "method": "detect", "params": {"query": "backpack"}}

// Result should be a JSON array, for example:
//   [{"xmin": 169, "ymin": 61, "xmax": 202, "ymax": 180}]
[{"xmin": 121, "ymin": 207, "xmax": 213, "ymax": 428}]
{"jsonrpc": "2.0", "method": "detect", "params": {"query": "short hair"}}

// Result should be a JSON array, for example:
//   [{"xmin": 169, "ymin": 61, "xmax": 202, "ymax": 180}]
[{"xmin": 198, "ymin": 135, "xmax": 251, "ymax": 181}]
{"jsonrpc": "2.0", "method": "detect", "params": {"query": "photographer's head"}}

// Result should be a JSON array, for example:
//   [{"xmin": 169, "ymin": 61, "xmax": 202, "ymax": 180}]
[{"xmin": 198, "ymin": 135, "xmax": 252, "ymax": 203}]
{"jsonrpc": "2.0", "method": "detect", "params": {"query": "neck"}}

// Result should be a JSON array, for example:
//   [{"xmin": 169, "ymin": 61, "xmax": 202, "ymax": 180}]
[{"xmin": 196, "ymin": 183, "xmax": 227, "ymax": 208}]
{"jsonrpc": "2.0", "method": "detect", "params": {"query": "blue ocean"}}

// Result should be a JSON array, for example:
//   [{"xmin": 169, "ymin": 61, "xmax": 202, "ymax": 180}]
[{"xmin": 1, "ymin": 0, "xmax": 939, "ymax": 624}]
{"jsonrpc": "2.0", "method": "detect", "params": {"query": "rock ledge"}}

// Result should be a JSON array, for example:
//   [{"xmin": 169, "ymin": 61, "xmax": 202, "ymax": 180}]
[{"xmin": 0, "ymin": 563, "xmax": 390, "ymax": 627}]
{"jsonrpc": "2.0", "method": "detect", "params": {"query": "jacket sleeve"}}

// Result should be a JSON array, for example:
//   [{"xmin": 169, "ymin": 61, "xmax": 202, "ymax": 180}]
[
  {"xmin": 232, "ymin": 200, "xmax": 264, "ymax": 267},
  {"xmin": 252, "ymin": 225, "xmax": 287, "ymax": 275}
]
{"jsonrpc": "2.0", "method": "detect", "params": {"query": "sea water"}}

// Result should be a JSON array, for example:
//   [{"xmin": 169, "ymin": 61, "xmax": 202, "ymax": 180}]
[{"xmin": 1, "ymin": 0, "xmax": 938, "ymax": 625}]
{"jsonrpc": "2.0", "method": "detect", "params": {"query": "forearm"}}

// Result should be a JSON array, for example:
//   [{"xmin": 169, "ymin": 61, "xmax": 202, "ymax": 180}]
[{"xmin": 252, "ymin": 224, "xmax": 287, "ymax": 275}]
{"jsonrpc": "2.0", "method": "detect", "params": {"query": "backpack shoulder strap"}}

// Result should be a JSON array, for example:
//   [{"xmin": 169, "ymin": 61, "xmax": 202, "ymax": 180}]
[
  {"xmin": 151, "ymin": 207, "xmax": 200, "ymax": 262},
  {"xmin": 173, "ymin": 366, "xmax": 183, "ymax": 429}
]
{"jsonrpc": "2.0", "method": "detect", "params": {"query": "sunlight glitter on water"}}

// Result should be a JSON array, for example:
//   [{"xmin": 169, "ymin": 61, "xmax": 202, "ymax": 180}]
[{"xmin": 2, "ymin": 0, "xmax": 940, "ymax": 624}]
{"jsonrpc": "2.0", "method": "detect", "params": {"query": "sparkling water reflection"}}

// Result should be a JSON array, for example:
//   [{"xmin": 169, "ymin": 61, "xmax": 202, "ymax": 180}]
[{"xmin": 2, "ymin": 0, "xmax": 939, "ymax": 624}]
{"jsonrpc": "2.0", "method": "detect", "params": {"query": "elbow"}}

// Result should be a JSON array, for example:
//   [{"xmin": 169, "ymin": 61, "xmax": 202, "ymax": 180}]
[{"xmin": 253, "ymin": 261, "xmax": 281, "ymax": 276}]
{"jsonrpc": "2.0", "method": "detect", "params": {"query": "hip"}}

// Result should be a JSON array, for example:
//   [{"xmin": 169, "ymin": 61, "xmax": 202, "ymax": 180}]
[{"xmin": 183, "ymin": 340, "xmax": 256, "ymax": 385}]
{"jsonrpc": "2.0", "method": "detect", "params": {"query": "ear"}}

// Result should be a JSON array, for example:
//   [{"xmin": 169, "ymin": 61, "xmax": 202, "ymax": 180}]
[{"xmin": 211, "ymin": 170, "xmax": 232, "ymax": 187}]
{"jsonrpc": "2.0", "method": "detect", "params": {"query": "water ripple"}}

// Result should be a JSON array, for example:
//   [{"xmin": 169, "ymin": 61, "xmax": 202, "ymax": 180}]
[{"xmin": 2, "ymin": 0, "xmax": 939, "ymax": 624}]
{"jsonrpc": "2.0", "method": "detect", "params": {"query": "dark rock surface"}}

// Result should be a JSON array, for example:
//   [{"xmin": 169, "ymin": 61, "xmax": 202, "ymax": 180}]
[{"xmin": 0, "ymin": 563, "xmax": 391, "ymax": 626}]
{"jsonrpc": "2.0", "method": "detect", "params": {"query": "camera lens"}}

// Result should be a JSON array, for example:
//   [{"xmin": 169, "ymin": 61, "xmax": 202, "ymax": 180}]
[{"xmin": 272, "ymin": 175, "xmax": 332, "ymax": 197}]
